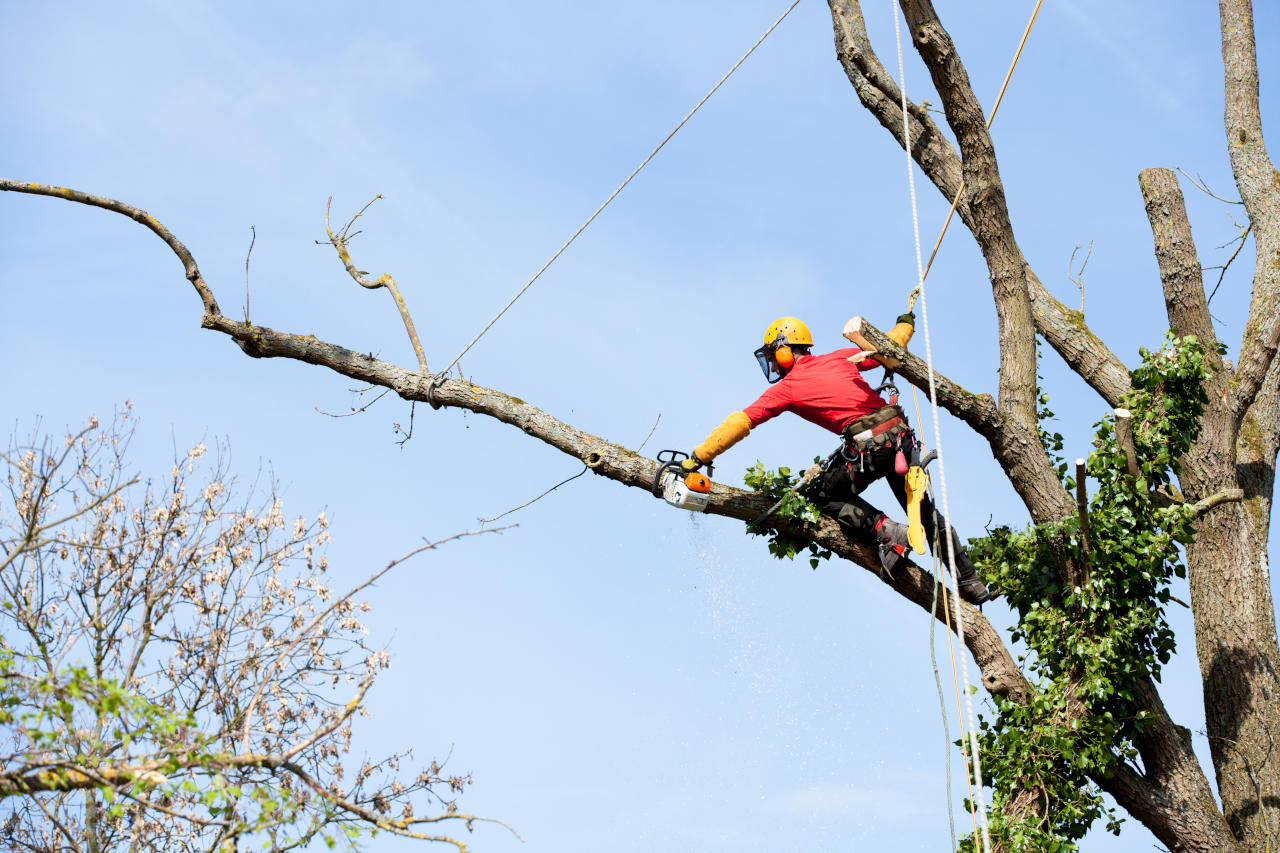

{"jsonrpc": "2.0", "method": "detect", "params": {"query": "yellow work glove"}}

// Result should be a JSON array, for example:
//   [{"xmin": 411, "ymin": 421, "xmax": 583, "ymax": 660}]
[
  {"xmin": 904, "ymin": 465, "xmax": 929, "ymax": 555},
  {"xmin": 681, "ymin": 455, "xmax": 703, "ymax": 472},
  {"xmin": 693, "ymin": 411, "xmax": 752, "ymax": 464},
  {"xmin": 887, "ymin": 312, "xmax": 916, "ymax": 350}
]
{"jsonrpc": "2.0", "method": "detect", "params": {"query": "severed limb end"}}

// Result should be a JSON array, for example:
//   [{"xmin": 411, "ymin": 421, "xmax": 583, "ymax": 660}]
[{"xmin": 844, "ymin": 315, "xmax": 899, "ymax": 368}]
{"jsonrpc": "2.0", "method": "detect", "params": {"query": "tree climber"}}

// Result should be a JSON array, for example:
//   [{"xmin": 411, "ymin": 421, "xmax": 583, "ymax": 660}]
[{"xmin": 683, "ymin": 316, "xmax": 993, "ymax": 605}]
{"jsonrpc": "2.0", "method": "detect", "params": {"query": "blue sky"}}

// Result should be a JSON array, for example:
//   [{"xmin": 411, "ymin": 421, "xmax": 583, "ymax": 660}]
[{"xmin": 2, "ymin": 1, "xmax": 1277, "ymax": 851}]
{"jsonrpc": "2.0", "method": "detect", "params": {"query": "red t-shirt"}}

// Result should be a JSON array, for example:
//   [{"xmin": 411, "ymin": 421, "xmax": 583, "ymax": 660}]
[{"xmin": 743, "ymin": 348, "xmax": 888, "ymax": 434}]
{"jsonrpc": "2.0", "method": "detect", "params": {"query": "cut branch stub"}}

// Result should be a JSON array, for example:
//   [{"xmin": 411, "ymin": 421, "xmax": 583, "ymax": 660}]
[
  {"xmin": 1075, "ymin": 457, "xmax": 1091, "ymax": 588},
  {"xmin": 842, "ymin": 315, "xmax": 899, "ymax": 368},
  {"xmin": 1113, "ymin": 408, "xmax": 1141, "ymax": 478}
]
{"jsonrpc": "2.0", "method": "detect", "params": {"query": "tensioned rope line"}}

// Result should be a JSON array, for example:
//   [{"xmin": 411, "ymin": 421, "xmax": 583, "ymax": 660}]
[
  {"xmin": 433, "ymin": 0, "xmax": 804, "ymax": 384},
  {"xmin": 893, "ymin": 3, "xmax": 1046, "ymax": 852}
]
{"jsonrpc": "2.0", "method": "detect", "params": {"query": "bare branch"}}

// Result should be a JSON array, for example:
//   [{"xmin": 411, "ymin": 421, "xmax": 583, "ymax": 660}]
[
  {"xmin": 322, "ymin": 196, "xmax": 429, "ymax": 375},
  {"xmin": 315, "ymin": 387, "xmax": 392, "ymax": 418},
  {"xmin": 240, "ymin": 527, "xmax": 511, "ymax": 752},
  {"xmin": 478, "ymin": 465, "xmax": 587, "ymax": 524},
  {"xmin": 635, "ymin": 413, "xmax": 662, "ymax": 455},
  {"xmin": 1176, "ymin": 168, "xmax": 1244, "ymax": 205},
  {"xmin": 1204, "ymin": 221, "xmax": 1252, "ymax": 305},
  {"xmin": 244, "ymin": 224, "xmax": 256, "ymax": 324},
  {"xmin": 1068, "ymin": 240, "xmax": 1092, "ymax": 314},
  {"xmin": 0, "ymin": 179, "xmax": 219, "ymax": 315}
]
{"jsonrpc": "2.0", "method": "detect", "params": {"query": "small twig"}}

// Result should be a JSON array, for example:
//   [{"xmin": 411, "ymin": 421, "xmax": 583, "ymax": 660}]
[
  {"xmin": 635, "ymin": 413, "xmax": 662, "ymax": 455},
  {"xmin": 322, "ymin": 196, "xmax": 429, "ymax": 375},
  {"xmin": 1068, "ymin": 240, "xmax": 1092, "ymax": 314},
  {"xmin": 1205, "ymin": 221, "xmax": 1252, "ymax": 305},
  {"xmin": 240, "ymin": 526, "xmax": 511, "ymax": 753},
  {"xmin": 394, "ymin": 402, "xmax": 416, "ymax": 447},
  {"xmin": 478, "ymin": 466, "xmax": 589, "ymax": 524},
  {"xmin": 244, "ymin": 225, "xmax": 256, "ymax": 324},
  {"xmin": 316, "ymin": 388, "xmax": 392, "ymax": 419},
  {"xmin": 1176, "ymin": 168, "xmax": 1245, "ymax": 205}
]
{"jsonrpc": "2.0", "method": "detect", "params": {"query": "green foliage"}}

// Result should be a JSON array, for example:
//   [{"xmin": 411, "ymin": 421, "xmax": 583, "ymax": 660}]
[
  {"xmin": 743, "ymin": 460, "xmax": 832, "ymax": 569},
  {"xmin": 962, "ymin": 333, "xmax": 1211, "ymax": 852}
]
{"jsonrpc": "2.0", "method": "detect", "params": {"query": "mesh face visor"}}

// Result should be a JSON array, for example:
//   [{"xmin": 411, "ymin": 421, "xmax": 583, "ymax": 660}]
[{"xmin": 754, "ymin": 342, "xmax": 784, "ymax": 383}]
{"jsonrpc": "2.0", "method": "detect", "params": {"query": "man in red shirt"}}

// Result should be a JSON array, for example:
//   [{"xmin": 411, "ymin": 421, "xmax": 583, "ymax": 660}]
[{"xmin": 685, "ymin": 316, "xmax": 992, "ymax": 605}]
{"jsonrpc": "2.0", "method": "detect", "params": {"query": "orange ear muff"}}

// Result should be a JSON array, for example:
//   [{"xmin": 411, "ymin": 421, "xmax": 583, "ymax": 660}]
[{"xmin": 775, "ymin": 345, "xmax": 794, "ymax": 369}]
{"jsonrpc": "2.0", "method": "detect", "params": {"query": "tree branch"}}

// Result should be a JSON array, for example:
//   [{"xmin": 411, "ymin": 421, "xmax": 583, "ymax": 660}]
[
  {"xmin": 852, "ymin": 318, "xmax": 1074, "ymax": 521},
  {"xmin": 824, "ymin": 1, "xmax": 1132, "ymax": 411},
  {"xmin": 1138, "ymin": 168, "xmax": 1228, "ymax": 384},
  {"xmin": 826, "ymin": 0, "xmax": 964, "ymax": 200},
  {"xmin": 0, "ymin": 179, "xmax": 219, "ymax": 315},
  {"xmin": 322, "ymin": 196, "xmax": 429, "ymax": 375},
  {"xmin": 1219, "ymin": 0, "xmax": 1280, "ymax": 420}
]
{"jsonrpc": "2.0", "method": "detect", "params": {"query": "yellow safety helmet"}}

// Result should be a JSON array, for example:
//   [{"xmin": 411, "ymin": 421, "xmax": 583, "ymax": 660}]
[{"xmin": 754, "ymin": 317, "xmax": 813, "ymax": 383}]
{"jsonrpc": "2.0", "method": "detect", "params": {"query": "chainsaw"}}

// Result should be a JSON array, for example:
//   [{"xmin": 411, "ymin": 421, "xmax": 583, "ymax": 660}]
[{"xmin": 652, "ymin": 450, "xmax": 713, "ymax": 512}]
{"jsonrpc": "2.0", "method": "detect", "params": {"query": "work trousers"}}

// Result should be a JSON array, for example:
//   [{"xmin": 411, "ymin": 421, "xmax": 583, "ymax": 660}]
[{"xmin": 811, "ymin": 435, "xmax": 971, "ymax": 568}]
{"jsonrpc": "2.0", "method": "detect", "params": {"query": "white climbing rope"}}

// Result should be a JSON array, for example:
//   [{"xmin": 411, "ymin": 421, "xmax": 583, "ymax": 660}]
[
  {"xmin": 435, "ymin": 0, "xmax": 804, "ymax": 382},
  {"xmin": 891, "ymin": 4, "xmax": 992, "ymax": 852}
]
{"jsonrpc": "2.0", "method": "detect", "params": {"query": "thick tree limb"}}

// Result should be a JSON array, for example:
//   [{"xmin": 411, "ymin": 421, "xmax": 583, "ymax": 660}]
[
  {"xmin": 1138, "ymin": 168, "xmax": 1230, "ymax": 400},
  {"xmin": 1219, "ymin": 0, "xmax": 1280, "ymax": 420},
  {"xmin": 0, "ymin": 177, "xmax": 1032, "ymax": 709},
  {"xmin": 893, "ymin": 0, "xmax": 1040, "ymax": 434},
  {"xmin": 1092, "ymin": 680, "xmax": 1244, "ymax": 853},
  {"xmin": 826, "ymin": 0, "xmax": 964, "ymax": 201},
  {"xmin": 854, "ymin": 319, "xmax": 1074, "ymax": 522},
  {"xmin": 202, "ymin": 313, "xmax": 1031, "ymax": 700},
  {"xmin": 824, "ymin": 1, "xmax": 1132, "ymax": 411}
]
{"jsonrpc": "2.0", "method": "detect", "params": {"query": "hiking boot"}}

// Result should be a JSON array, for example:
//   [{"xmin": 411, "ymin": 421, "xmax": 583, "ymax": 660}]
[
  {"xmin": 873, "ymin": 515, "xmax": 911, "ymax": 582},
  {"xmin": 954, "ymin": 553, "xmax": 992, "ymax": 605},
  {"xmin": 874, "ymin": 515, "xmax": 911, "ymax": 549}
]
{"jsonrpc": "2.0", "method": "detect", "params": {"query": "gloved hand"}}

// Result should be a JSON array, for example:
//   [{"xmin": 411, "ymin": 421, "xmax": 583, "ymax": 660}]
[
  {"xmin": 681, "ymin": 453, "xmax": 704, "ymax": 472},
  {"xmin": 887, "ymin": 312, "xmax": 916, "ymax": 349}
]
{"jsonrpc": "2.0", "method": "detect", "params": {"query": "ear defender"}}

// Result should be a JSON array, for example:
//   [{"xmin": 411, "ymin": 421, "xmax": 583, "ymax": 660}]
[{"xmin": 775, "ymin": 345, "xmax": 794, "ymax": 368}]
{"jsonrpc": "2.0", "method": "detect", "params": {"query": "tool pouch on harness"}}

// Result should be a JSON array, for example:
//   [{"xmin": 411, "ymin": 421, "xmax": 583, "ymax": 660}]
[{"xmin": 842, "ymin": 405, "xmax": 908, "ymax": 452}]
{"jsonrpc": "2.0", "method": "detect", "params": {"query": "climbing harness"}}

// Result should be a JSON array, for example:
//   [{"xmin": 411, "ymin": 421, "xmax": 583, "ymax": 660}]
[{"xmin": 432, "ymin": 0, "xmax": 804, "ymax": 389}]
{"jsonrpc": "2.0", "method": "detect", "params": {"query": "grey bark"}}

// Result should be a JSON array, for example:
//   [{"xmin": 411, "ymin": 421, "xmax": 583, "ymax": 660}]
[
  {"xmin": 826, "ymin": 0, "xmax": 1280, "ymax": 850},
  {"xmin": 4, "ymin": 0, "xmax": 1280, "ymax": 848}
]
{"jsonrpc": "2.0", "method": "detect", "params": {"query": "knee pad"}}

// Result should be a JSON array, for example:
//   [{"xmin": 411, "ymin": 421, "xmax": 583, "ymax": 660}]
[{"xmin": 835, "ymin": 501, "xmax": 878, "ymax": 535}]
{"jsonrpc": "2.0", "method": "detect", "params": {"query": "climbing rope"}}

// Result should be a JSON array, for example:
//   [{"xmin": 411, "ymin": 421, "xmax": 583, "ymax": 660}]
[
  {"xmin": 891, "ymin": 5, "xmax": 986, "ymax": 849},
  {"xmin": 893, "ymin": 2, "xmax": 1047, "ymax": 850},
  {"xmin": 434, "ymin": 0, "xmax": 803, "ymax": 383}
]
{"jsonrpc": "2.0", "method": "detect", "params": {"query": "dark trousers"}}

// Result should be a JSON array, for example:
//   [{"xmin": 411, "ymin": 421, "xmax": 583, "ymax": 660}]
[{"xmin": 812, "ymin": 437, "xmax": 971, "ymax": 568}]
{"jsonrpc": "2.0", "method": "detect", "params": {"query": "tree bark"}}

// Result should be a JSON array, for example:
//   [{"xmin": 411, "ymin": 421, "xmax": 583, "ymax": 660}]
[
  {"xmin": 1140, "ymin": 148, "xmax": 1280, "ymax": 853},
  {"xmin": 826, "ymin": 0, "xmax": 1133, "ymax": 410}
]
